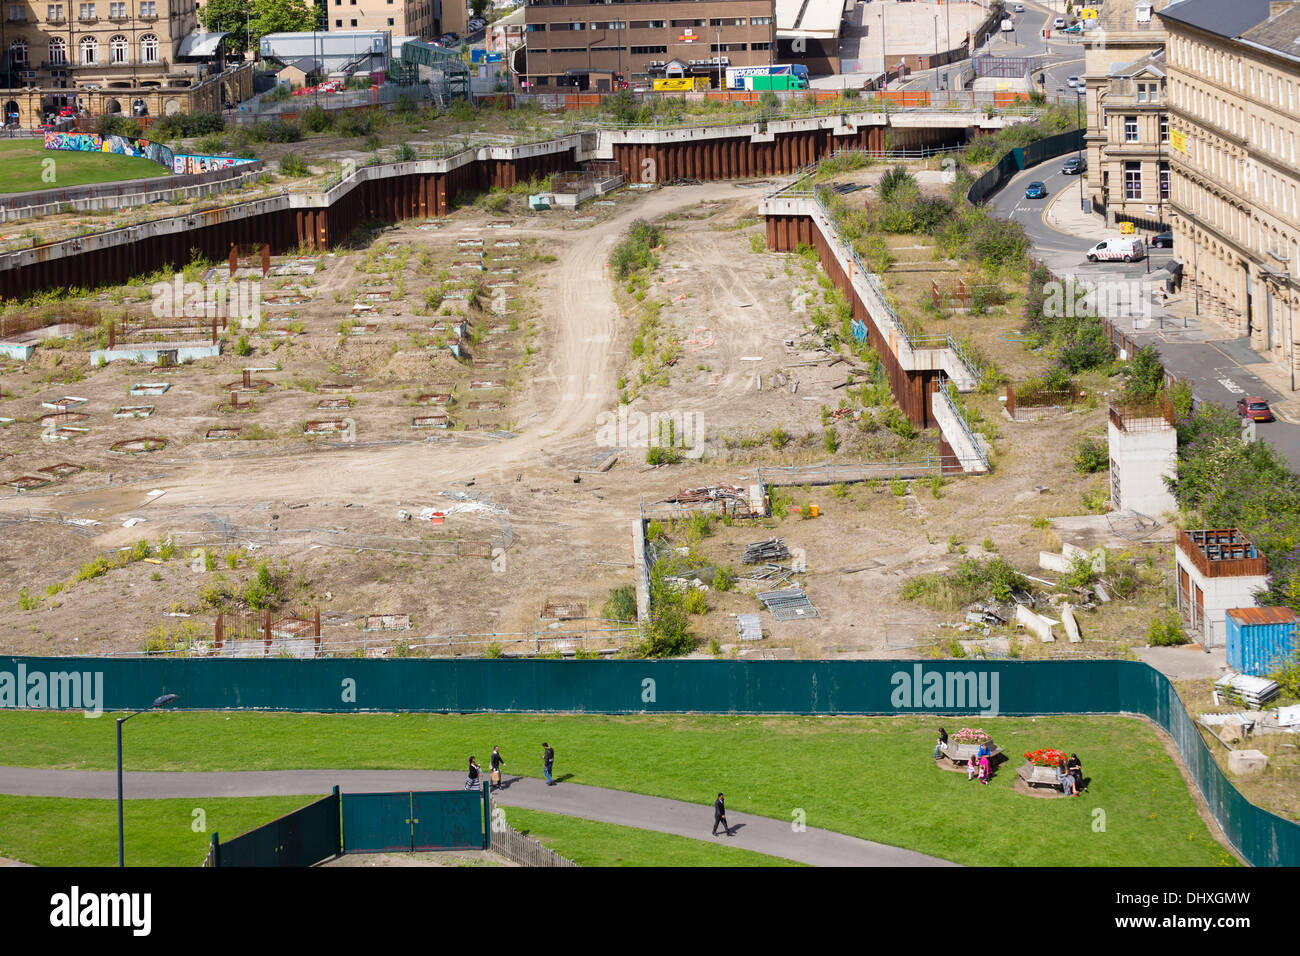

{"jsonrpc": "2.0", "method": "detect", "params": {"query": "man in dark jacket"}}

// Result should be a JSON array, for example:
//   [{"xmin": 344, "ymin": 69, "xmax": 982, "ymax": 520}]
[
  {"xmin": 542, "ymin": 742, "xmax": 555, "ymax": 785},
  {"xmin": 490, "ymin": 745, "xmax": 505, "ymax": 790},
  {"xmin": 713, "ymin": 792, "xmax": 730, "ymax": 836}
]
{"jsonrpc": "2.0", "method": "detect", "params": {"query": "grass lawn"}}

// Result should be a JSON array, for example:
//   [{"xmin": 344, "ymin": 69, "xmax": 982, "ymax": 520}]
[
  {"xmin": 0, "ymin": 711, "xmax": 1234, "ymax": 867},
  {"xmin": 0, "ymin": 138, "xmax": 167, "ymax": 193},
  {"xmin": 502, "ymin": 807, "xmax": 803, "ymax": 867},
  {"xmin": 0, "ymin": 794, "xmax": 308, "ymax": 866}
]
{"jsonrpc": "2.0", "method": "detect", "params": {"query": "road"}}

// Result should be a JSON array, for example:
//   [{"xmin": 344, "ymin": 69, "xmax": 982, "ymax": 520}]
[
  {"xmin": 988, "ymin": 157, "xmax": 1300, "ymax": 471},
  {"xmin": 898, "ymin": 1, "xmax": 1085, "ymax": 96},
  {"xmin": 0, "ymin": 766, "xmax": 957, "ymax": 868}
]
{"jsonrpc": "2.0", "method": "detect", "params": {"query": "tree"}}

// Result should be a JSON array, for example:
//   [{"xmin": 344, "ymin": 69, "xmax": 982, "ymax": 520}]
[
  {"xmin": 471, "ymin": 0, "xmax": 490, "ymax": 17},
  {"xmin": 249, "ymin": 0, "xmax": 319, "ymax": 47},
  {"xmin": 200, "ymin": 0, "xmax": 253, "ymax": 53}
]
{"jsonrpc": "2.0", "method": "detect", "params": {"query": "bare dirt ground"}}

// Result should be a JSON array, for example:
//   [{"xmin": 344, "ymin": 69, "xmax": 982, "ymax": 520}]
[
  {"xmin": 321, "ymin": 849, "xmax": 512, "ymax": 867},
  {"xmin": 0, "ymin": 166, "xmax": 1173, "ymax": 661}
]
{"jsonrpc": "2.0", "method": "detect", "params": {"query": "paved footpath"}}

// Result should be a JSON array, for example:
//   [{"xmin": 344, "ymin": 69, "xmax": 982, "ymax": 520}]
[{"xmin": 0, "ymin": 767, "xmax": 955, "ymax": 868}]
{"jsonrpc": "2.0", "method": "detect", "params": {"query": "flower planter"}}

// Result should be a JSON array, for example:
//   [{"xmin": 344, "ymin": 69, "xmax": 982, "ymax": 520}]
[
  {"xmin": 1017, "ymin": 760, "xmax": 1064, "ymax": 789},
  {"xmin": 944, "ymin": 739, "xmax": 1000, "ymax": 764}
]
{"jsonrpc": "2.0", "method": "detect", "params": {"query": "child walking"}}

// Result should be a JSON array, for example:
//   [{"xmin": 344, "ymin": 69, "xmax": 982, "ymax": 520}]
[{"xmin": 978, "ymin": 753, "xmax": 991, "ymax": 785}]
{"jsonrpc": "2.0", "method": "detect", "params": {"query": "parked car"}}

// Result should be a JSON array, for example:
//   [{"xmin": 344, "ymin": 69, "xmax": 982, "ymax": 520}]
[
  {"xmin": 1066, "ymin": 76, "xmax": 1080, "ymax": 88},
  {"xmin": 1237, "ymin": 396, "xmax": 1274, "ymax": 422},
  {"xmin": 1151, "ymin": 231, "xmax": 1174, "ymax": 248},
  {"xmin": 1014, "ymin": 2, "xmax": 1025, "ymax": 10},
  {"xmin": 468, "ymin": 16, "xmax": 487, "ymax": 30},
  {"xmin": 1086, "ymin": 237, "xmax": 1145, "ymax": 262},
  {"xmin": 1024, "ymin": 181, "xmax": 1047, "ymax": 199},
  {"xmin": 1064, "ymin": 23, "xmax": 1083, "ymax": 33},
  {"xmin": 1053, "ymin": 16, "xmax": 1067, "ymax": 28},
  {"xmin": 1061, "ymin": 156, "xmax": 1086, "ymax": 174}
]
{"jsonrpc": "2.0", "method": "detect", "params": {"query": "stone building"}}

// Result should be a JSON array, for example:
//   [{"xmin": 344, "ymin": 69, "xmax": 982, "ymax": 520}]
[
  {"xmin": 1161, "ymin": 0, "xmax": 1300, "ymax": 383},
  {"xmin": 0, "ymin": 0, "xmax": 250, "ymax": 125},
  {"xmin": 1082, "ymin": 0, "xmax": 1174, "ymax": 232}
]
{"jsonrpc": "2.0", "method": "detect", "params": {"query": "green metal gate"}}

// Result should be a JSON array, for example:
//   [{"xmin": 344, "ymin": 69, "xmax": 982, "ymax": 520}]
[
  {"xmin": 413, "ymin": 790, "xmax": 484, "ymax": 850},
  {"xmin": 341, "ymin": 788, "xmax": 488, "ymax": 853}
]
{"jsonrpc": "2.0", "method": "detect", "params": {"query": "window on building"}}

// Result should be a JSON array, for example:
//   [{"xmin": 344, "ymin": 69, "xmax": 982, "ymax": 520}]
[
  {"xmin": 79, "ymin": 35, "xmax": 96, "ymax": 63},
  {"xmin": 630, "ymin": 20, "xmax": 665, "ymax": 28},
  {"xmin": 1137, "ymin": 82, "xmax": 1151, "ymax": 103},
  {"xmin": 1124, "ymin": 116, "xmax": 1138, "ymax": 143},
  {"xmin": 750, "ymin": 16, "xmax": 771, "ymax": 25},
  {"xmin": 349, "ymin": 18, "xmax": 356, "ymax": 25},
  {"xmin": 9, "ymin": 39, "xmax": 26, "ymax": 64},
  {"xmin": 630, "ymin": 45, "xmax": 667, "ymax": 54},
  {"xmin": 526, "ymin": 23, "xmax": 546, "ymax": 31},
  {"xmin": 47, "ymin": 4, "xmax": 62, "ymax": 20},
  {"xmin": 1159, "ymin": 114, "xmax": 1168, "ymax": 143},
  {"xmin": 140, "ymin": 33, "xmax": 157, "ymax": 63},
  {"xmin": 49, "ymin": 36, "xmax": 65, "ymax": 63},
  {"xmin": 669, "ymin": 19, "xmax": 706, "ymax": 27},
  {"xmin": 1124, "ymin": 162, "xmax": 1142, "ymax": 200},
  {"xmin": 387, "ymin": 17, "xmax": 393, "ymax": 25},
  {"xmin": 1160, "ymin": 162, "xmax": 1169, "ymax": 200},
  {"xmin": 109, "ymin": 1, "xmax": 124, "ymax": 16},
  {"xmin": 109, "ymin": 34, "xmax": 127, "ymax": 64},
  {"xmin": 140, "ymin": 0, "xmax": 153, "ymax": 13},
  {"xmin": 751, "ymin": 41, "xmax": 770, "ymax": 51},
  {"xmin": 335, "ymin": 18, "xmax": 341, "ymax": 25},
  {"xmin": 78, "ymin": 2, "xmax": 93, "ymax": 18}
]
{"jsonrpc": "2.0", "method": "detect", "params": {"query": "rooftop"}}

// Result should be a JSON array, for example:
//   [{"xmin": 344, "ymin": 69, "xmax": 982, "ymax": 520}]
[
  {"xmin": 776, "ymin": 0, "xmax": 844, "ymax": 40},
  {"xmin": 1157, "ymin": 0, "xmax": 1277, "ymax": 38},
  {"xmin": 1099, "ymin": 0, "xmax": 1174, "ymax": 33},
  {"xmin": 1177, "ymin": 528, "xmax": 1269, "ymax": 579},
  {"xmin": 1240, "ymin": 2, "xmax": 1300, "ymax": 61},
  {"xmin": 1227, "ymin": 606, "xmax": 1298, "ymax": 626}
]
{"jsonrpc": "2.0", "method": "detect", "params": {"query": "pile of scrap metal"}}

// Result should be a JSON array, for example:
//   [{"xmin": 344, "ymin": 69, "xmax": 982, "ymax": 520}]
[
  {"xmin": 758, "ymin": 588, "xmax": 818, "ymax": 620},
  {"xmin": 744, "ymin": 563, "xmax": 797, "ymax": 589},
  {"xmin": 742, "ymin": 538, "xmax": 789, "ymax": 564},
  {"xmin": 656, "ymin": 484, "xmax": 753, "ymax": 516}
]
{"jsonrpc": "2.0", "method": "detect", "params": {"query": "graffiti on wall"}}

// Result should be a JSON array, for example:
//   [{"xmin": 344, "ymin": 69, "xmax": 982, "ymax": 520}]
[
  {"xmin": 45, "ymin": 131, "xmax": 255, "ymax": 178},
  {"xmin": 44, "ymin": 131, "xmax": 176, "ymax": 171},
  {"xmin": 171, "ymin": 153, "xmax": 256, "ymax": 175}
]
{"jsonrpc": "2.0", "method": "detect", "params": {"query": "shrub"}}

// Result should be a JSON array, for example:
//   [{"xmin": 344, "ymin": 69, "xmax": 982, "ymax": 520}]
[
  {"xmin": 300, "ymin": 107, "xmax": 334, "ymax": 133},
  {"xmin": 823, "ymin": 427, "xmax": 839, "ymax": 454},
  {"xmin": 1072, "ymin": 437, "xmax": 1108, "ymax": 474},
  {"xmin": 646, "ymin": 445, "xmax": 682, "ymax": 465},
  {"xmin": 1121, "ymin": 345, "xmax": 1166, "ymax": 400},
  {"xmin": 17, "ymin": 588, "xmax": 38, "ymax": 610},
  {"xmin": 769, "ymin": 426, "xmax": 792, "ymax": 450},
  {"xmin": 280, "ymin": 153, "xmax": 309, "ymax": 177},
  {"xmin": 714, "ymin": 566, "xmax": 735, "ymax": 592},
  {"xmin": 234, "ymin": 334, "xmax": 253, "ymax": 356},
  {"xmin": 683, "ymin": 588, "xmax": 708, "ymax": 615},
  {"xmin": 610, "ymin": 219, "xmax": 663, "ymax": 280},
  {"xmin": 395, "ymin": 142, "xmax": 416, "ymax": 161},
  {"xmin": 97, "ymin": 115, "xmax": 142, "ymax": 138},
  {"xmin": 243, "ymin": 561, "xmax": 281, "ymax": 610},
  {"xmin": 1148, "ymin": 614, "xmax": 1188, "ymax": 646},
  {"xmin": 603, "ymin": 584, "xmax": 638, "ymax": 622},
  {"xmin": 484, "ymin": 641, "xmax": 504, "ymax": 659}
]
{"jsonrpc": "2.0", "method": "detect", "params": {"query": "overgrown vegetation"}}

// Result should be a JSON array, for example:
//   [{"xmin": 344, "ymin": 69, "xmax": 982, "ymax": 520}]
[
  {"xmin": 900, "ymin": 557, "xmax": 1031, "ymax": 612},
  {"xmin": 610, "ymin": 219, "xmax": 663, "ymax": 280}
]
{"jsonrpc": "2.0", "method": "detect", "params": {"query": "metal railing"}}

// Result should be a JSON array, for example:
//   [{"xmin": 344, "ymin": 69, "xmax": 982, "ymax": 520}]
[{"xmin": 933, "ymin": 376, "xmax": 990, "ymax": 471}]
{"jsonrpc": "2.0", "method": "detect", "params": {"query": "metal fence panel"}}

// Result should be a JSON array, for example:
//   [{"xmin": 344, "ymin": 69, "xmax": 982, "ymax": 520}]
[
  {"xmin": 216, "ymin": 792, "xmax": 340, "ymax": 866},
  {"xmin": 412, "ymin": 789, "xmax": 484, "ymax": 850},
  {"xmin": 341, "ymin": 792, "xmax": 413, "ymax": 853}
]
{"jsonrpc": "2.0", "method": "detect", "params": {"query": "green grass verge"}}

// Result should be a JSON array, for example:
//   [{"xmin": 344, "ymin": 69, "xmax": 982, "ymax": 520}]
[
  {"xmin": 0, "ymin": 794, "xmax": 308, "ymax": 866},
  {"xmin": 502, "ymin": 807, "xmax": 803, "ymax": 867},
  {"xmin": 0, "ymin": 712, "xmax": 1234, "ymax": 866},
  {"xmin": 0, "ymin": 138, "xmax": 168, "ymax": 194}
]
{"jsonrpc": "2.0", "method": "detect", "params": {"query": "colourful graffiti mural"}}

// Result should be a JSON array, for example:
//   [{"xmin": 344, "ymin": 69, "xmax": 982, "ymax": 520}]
[
  {"xmin": 44, "ymin": 130, "xmax": 175, "ymax": 171},
  {"xmin": 171, "ymin": 153, "xmax": 256, "ymax": 175},
  {"xmin": 45, "ymin": 131, "xmax": 255, "ymax": 178}
]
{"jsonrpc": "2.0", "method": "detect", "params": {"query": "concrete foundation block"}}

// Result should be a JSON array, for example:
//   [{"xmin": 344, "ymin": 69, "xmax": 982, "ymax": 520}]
[{"xmin": 1227, "ymin": 749, "xmax": 1268, "ymax": 774}]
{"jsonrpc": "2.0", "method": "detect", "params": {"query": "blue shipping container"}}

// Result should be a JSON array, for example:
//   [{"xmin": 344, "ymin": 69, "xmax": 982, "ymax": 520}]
[{"xmin": 1226, "ymin": 607, "xmax": 1298, "ymax": 676}]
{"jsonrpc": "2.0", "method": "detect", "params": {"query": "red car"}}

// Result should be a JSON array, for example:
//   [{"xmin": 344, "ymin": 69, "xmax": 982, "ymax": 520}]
[
  {"xmin": 57, "ymin": 107, "xmax": 75, "ymax": 117},
  {"xmin": 1237, "ymin": 396, "xmax": 1274, "ymax": 422}
]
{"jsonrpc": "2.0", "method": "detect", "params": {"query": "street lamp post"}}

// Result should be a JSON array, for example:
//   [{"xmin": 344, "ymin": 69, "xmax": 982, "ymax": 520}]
[
  {"xmin": 933, "ymin": 16, "xmax": 939, "ymax": 92},
  {"xmin": 117, "ymin": 693, "xmax": 179, "ymax": 867}
]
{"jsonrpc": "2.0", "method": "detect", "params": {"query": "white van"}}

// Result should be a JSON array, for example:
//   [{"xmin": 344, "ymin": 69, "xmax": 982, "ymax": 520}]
[{"xmin": 1086, "ymin": 237, "xmax": 1146, "ymax": 262}]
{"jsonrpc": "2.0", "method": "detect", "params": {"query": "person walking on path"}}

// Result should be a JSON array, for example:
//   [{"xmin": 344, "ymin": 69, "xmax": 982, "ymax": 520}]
[
  {"xmin": 542, "ymin": 742, "xmax": 555, "ymax": 786},
  {"xmin": 465, "ymin": 756, "xmax": 481, "ymax": 791},
  {"xmin": 489, "ymin": 746, "xmax": 505, "ymax": 791},
  {"xmin": 713, "ymin": 792, "xmax": 731, "ymax": 837}
]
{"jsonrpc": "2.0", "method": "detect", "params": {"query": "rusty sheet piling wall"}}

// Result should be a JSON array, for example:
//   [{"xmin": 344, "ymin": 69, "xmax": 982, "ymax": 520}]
[
  {"xmin": 0, "ymin": 112, "xmax": 970, "ymax": 297},
  {"xmin": 765, "ymin": 213, "xmax": 939, "ymax": 429}
]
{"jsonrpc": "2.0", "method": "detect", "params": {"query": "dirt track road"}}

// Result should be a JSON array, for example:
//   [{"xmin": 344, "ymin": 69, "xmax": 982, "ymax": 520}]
[{"xmin": 139, "ymin": 183, "xmax": 752, "ymax": 513}]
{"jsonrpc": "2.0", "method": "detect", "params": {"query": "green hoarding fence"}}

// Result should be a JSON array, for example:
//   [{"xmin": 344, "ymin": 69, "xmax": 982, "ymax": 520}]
[
  {"xmin": 5, "ymin": 656, "xmax": 1299, "ymax": 866},
  {"xmin": 212, "ymin": 788, "xmax": 342, "ymax": 867}
]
